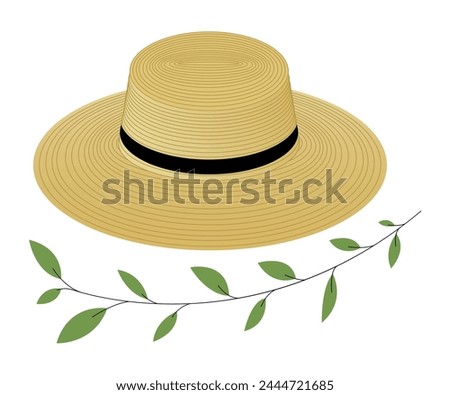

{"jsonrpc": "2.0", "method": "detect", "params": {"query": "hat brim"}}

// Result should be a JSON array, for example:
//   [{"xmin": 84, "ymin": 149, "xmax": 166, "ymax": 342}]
[{"xmin": 34, "ymin": 91, "xmax": 386, "ymax": 249}]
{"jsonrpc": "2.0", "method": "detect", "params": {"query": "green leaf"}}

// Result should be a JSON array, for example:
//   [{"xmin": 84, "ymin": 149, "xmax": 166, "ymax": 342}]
[
  {"xmin": 57, "ymin": 308, "xmax": 106, "ymax": 343},
  {"xmin": 322, "ymin": 274, "xmax": 337, "ymax": 322},
  {"xmin": 389, "ymin": 234, "xmax": 401, "ymax": 268},
  {"xmin": 191, "ymin": 267, "xmax": 229, "ymax": 296},
  {"xmin": 118, "ymin": 270, "xmax": 147, "ymax": 299},
  {"xmin": 29, "ymin": 240, "xmax": 61, "ymax": 278},
  {"xmin": 245, "ymin": 299, "xmax": 266, "ymax": 331},
  {"xmin": 37, "ymin": 288, "xmax": 60, "ymax": 304},
  {"xmin": 330, "ymin": 238, "xmax": 360, "ymax": 251},
  {"xmin": 379, "ymin": 220, "xmax": 394, "ymax": 226},
  {"xmin": 258, "ymin": 261, "xmax": 296, "ymax": 281},
  {"xmin": 154, "ymin": 313, "xmax": 177, "ymax": 341}
]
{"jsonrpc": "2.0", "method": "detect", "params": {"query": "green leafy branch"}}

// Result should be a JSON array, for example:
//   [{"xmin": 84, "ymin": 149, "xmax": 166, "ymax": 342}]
[{"xmin": 30, "ymin": 211, "xmax": 420, "ymax": 343}]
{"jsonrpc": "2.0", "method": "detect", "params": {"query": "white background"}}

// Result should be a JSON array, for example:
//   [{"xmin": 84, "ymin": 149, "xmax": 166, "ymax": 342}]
[{"xmin": 1, "ymin": 0, "xmax": 449, "ymax": 394}]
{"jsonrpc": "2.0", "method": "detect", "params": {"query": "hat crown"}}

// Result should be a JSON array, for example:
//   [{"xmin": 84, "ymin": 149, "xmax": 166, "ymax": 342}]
[{"xmin": 121, "ymin": 32, "xmax": 297, "ymax": 160}]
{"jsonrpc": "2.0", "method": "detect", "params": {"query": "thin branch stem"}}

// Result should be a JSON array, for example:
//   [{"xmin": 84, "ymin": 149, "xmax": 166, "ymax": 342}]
[
  {"xmin": 172, "ymin": 303, "xmax": 190, "ymax": 316},
  {"xmin": 284, "ymin": 274, "xmax": 303, "ymax": 281},
  {"xmin": 92, "ymin": 301, "xmax": 128, "ymax": 317},
  {"xmin": 217, "ymin": 285, "xmax": 237, "ymax": 299},
  {"xmin": 263, "ymin": 290, "xmax": 275, "ymax": 304},
  {"xmin": 54, "ymin": 211, "xmax": 421, "ymax": 307}
]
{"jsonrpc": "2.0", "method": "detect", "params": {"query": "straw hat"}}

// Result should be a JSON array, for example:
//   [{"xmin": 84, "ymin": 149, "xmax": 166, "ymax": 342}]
[{"xmin": 34, "ymin": 32, "xmax": 386, "ymax": 249}]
